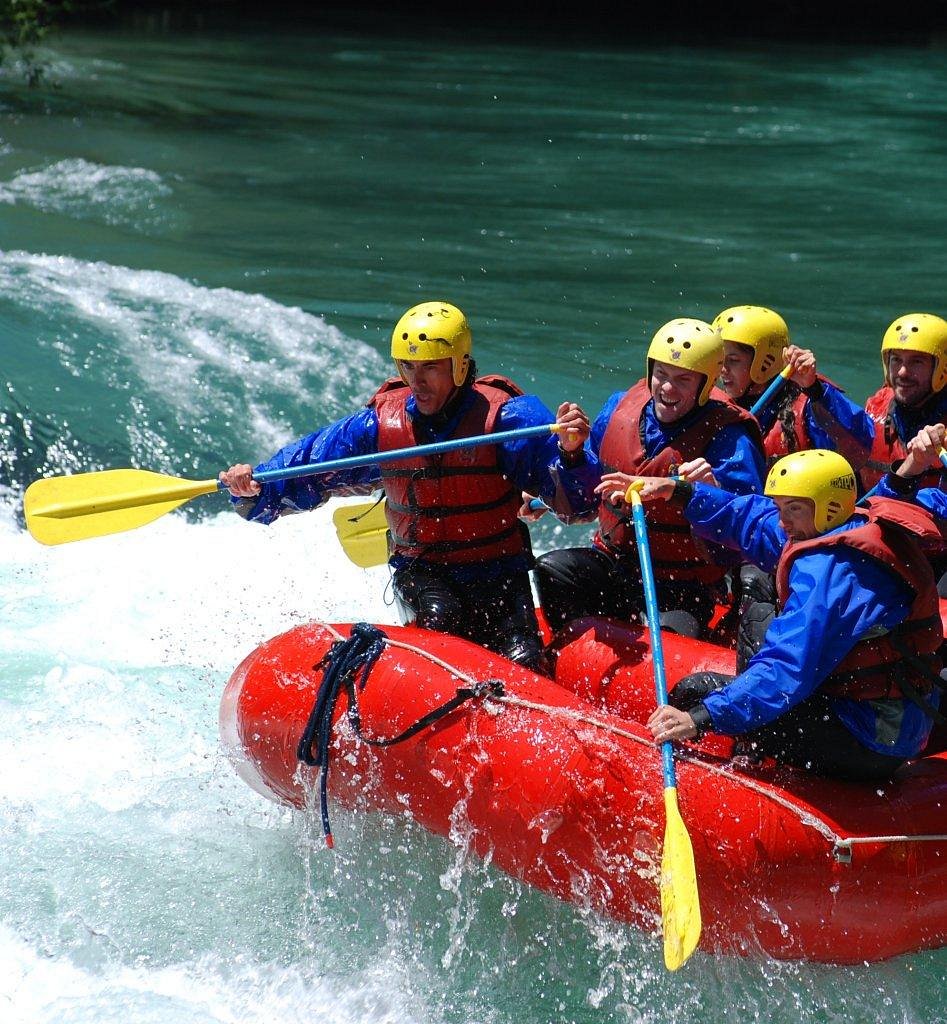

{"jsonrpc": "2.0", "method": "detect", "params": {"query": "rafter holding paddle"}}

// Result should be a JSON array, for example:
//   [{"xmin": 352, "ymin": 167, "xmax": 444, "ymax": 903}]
[{"xmin": 24, "ymin": 423, "xmax": 568, "ymax": 547}]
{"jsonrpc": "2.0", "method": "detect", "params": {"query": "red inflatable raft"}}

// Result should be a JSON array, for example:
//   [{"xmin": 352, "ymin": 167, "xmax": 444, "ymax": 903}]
[{"xmin": 220, "ymin": 616, "xmax": 947, "ymax": 964}]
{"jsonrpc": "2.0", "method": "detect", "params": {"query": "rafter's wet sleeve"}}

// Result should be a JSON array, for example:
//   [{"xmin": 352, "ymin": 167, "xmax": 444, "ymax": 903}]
[
  {"xmin": 232, "ymin": 408, "xmax": 380, "ymax": 523},
  {"xmin": 494, "ymin": 394, "xmax": 600, "ymax": 523}
]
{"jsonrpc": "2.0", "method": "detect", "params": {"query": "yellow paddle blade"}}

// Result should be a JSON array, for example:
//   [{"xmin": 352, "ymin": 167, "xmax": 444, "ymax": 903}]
[
  {"xmin": 660, "ymin": 786, "xmax": 702, "ymax": 971},
  {"xmin": 332, "ymin": 499, "xmax": 390, "ymax": 568},
  {"xmin": 24, "ymin": 469, "xmax": 219, "ymax": 546}
]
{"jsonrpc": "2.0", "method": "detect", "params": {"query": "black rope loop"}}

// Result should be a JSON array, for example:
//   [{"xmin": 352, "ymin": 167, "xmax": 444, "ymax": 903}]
[
  {"xmin": 296, "ymin": 622, "xmax": 506, "ymax": 848},
  {"xmin": 296, "ymin": 623, "xmax": 387, "ymax": 847},
  {"xmin": 347, "ymin": 676, "xmax": 506, "ymax": 748}
]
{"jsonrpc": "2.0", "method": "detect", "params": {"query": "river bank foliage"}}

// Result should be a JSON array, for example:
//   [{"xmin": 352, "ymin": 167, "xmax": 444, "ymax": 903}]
[{"xmin": 0, "ymin": 0, "xmax": 110, "ymax": 83}]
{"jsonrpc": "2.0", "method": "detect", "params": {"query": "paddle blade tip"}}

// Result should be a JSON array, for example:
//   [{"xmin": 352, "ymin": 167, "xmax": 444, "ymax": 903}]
[
  {"xmin": 663, "ymin": 930, "xmax": 701, "ymax": 972},
  {"xmin": 332, "ymin": 500, "xmax": 390, "ymax": 568},
  {"xmin": 660, "ymin": 787, "xmax": 702, "ymax": 971}
]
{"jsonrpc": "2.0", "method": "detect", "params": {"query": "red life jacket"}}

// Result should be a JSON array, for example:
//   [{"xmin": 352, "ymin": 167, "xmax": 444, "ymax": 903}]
[
  {"xmin": 860, "ymin": 385, "xmax": 947, "ymax": 491},
  {"xmin": 369, "ymin": 375, "xmax": 528, "ymax": 565},
  {"xmin": 760, "ymin": 374, "xmax": 840, "ymax": 464},
  {"xmin": 774, "ymin": 497, "xmax": 944, "ymax": 701},
  {"xmin": 595, "ymin": 381, "xmax": 762, "ymax": 583}
]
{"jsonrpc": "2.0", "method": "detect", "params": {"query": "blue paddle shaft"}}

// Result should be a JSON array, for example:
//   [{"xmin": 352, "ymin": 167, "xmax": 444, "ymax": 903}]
[
  {"xmin": 629, "ymin": 498, "xmax": 678, "ymax": 790},
  {"xmin": 858, "ymin": 484, "xmax": 879, "ymax": 504},
  {"xmin": 748, "ymin": 369, "xmax": 789, "ymax": 417},
  {"xmin": 216, "ymin": 423, "xmax": 558, "ymax": 490}
]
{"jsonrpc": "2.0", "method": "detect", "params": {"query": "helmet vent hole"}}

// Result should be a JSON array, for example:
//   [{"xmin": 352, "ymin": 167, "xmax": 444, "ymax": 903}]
[
  {"xmin": 419, "ymin": 333, "xmax": 427, "ymax": 340},
  {"xmin": 912, "ymin": 326, "xmax": 919, "ymax": 332},
  {"xmin": 683, "ymin": 341, "xmax": 692, "ymax": 348},
  {"xmin": 402, "ymin": 332, "xmax": 408, "ymax": 340},
  {"xmin": 667, "ymin": 337, "xmax": 674, "ymax": 344},
  {"xmin": 779, "ymin": 469, "xmax": 787, "ymax": 476}
]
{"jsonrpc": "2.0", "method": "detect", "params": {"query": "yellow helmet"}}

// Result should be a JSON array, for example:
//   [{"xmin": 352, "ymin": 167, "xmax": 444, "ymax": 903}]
[
  {"xmin": 646, "ymin": 318, "xmax": 722, "ymax": 406},
  {"xmin": 390, "ymin": 301, "xmax": 472, "ymax": 387},
  {"xmin": 712, "ymin": 305, "xmax": 789, "ymax": 386},
  {"xmin": 764, "ymin": 450, "xmax": 857, "ymax": 534},
  {"xmin": 881, "ymin": 313, "xmax": 947, "ymax": 393}
]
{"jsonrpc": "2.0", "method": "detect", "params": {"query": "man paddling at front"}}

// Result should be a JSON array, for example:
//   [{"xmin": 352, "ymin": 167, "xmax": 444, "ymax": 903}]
[
  {"xmin": 597, "ymin": 450, "xmax": 943, "ymax": 781},
  {"xmin": 221, "ymin": 301, "xmax": 595, "ymax": 670}
]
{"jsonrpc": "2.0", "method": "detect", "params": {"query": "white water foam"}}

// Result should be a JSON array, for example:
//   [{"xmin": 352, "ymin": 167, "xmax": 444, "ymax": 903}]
[
  {"xmin": 0, "ymin": 46, "xmax": 115, "ymax": 86},
  {"xmin": 0, "ymin": 502, "xmax": 421, "ymax": 1021},
  {"xmin": 1, "ymin": 499, "xmax": 394, "ymax": 673},
  {"xmin": 0, "ymin": 250, "xmax": 388, "ymax": 456},
  {"xmin": 0, "ymin": 924, "xmax": 432, "ymax": 1024},
  {"xmin": 0, "ymin": 158, "xmax": 172, "ymax": 230},
  {"xmin": 0, "ymin": 493, "xmax": 394, "ymax": 821}
]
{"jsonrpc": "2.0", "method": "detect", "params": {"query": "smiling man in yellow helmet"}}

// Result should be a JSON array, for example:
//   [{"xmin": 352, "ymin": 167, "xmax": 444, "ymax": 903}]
[
  {"xmin": 598, "ymin": 449, "xmax": 944, "ymax": 780},
  {"xmin": 861, "ymin": 313, "xmax": 947, "ymax": 493},
  {"xmin": 713, "ymin": 304, "xmax": 872, "ymax": 469},
  {"xmin": 220, "ymin": 301, "xmax": 596, "ymax": 669},
  {"xmin": 533, "ymin": 317, "xmax": 765, "ymax": 641}
]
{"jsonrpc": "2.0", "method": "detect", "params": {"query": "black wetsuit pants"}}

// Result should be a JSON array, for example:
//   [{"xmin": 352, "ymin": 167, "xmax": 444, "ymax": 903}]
[
  {"xmin": 735, "ymin": 563, "xmax": 777, "ymax": 672},
  {"xmin": 534, "ymin": 546, "xmax": 718, "ymax": 639},
  {"xmin": 670, "ymin": 672, "xmax": 905, "ymax": 782},
  {"xmin": 392, "ymin": 562, "xmax": 543, "ymax": 670}
]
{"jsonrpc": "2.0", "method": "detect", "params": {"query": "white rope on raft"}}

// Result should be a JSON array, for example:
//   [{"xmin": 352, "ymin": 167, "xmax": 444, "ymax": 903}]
[
  {"xmin": 839, "ymin": 833, "xmax": 947, "ymax": 846},
  {"xmin": 316, "ymin": 622, "xmax": 947, "ymax": 854}
]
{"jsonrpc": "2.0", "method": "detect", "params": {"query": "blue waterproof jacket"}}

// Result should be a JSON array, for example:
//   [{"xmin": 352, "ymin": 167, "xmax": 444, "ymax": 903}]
[
  {"xmin": 910, "ymin": 487, "xmax": 947, "ymax": 519},
  {"xmin": 876, "ymin": 475, "xmax": 947, "ymax": 512},
  {"xmin": 683, "ymin": 483, "xmax": 935, "ymax": 758},
  {"xmin": 231, "ymin": 386, "xmax": 600, "ymax": 579},
  {"xmin": 590, "ymin": 390, "xmax": 765, "ymax": 496}
]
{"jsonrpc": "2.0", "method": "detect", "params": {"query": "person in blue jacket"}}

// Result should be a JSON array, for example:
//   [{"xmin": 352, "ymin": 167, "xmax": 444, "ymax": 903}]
[
  {"xmin": 221, "ymin": 301, "xmax": 597, "ymax": 670},
  {"xmin": 861, "ymin": 313, "xmax": 947, "ymax": 492},
  {"xmin": 531, "ymin": 318, "xmax": 765, "ymax": 640},
  {"xmin": 872, "ymin": 421, "xmax": 947, "ymax": 594},
  {"xmin": 714, "ymin": 304, "xmax": 873, "ymax": 469},
  {"xmin": 713, "ymin": 305, "xmax": 875, "ymax": 667},
  {"xmin": 597, "ymin": 450, "xmax": 944, "ymax": 781}
]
